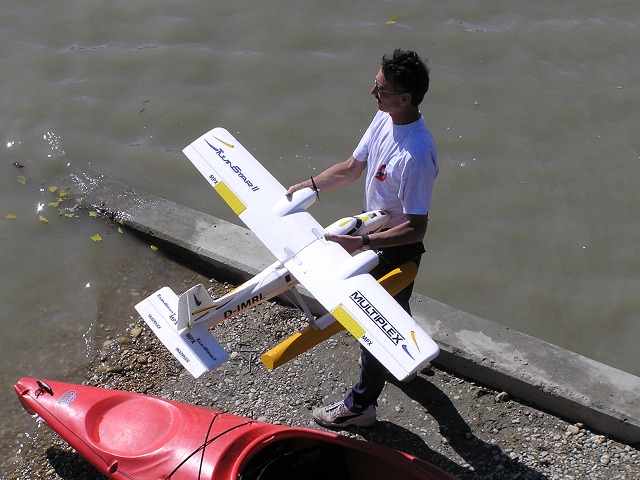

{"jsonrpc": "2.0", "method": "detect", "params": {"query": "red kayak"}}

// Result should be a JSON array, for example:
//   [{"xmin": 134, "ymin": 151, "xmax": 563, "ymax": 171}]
[{"xmin": 15, "ymin": 377, "xmax": 457, "ymax": 480}]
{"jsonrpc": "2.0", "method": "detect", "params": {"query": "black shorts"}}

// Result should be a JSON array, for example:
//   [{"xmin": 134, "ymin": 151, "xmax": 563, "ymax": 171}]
[{"xmin": 371, "ymin": 241, "xmax": 425, "ymax": 278}]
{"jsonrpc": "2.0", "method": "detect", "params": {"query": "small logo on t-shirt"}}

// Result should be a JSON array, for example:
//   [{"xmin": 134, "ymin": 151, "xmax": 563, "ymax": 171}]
[{"xmin": 375, "ymin": 164, "xmax": 387, "ymax": 182}]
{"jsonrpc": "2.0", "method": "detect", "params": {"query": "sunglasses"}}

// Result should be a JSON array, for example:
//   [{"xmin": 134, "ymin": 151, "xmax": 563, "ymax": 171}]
[{"xmin": 374, "ymin": 78, "xmax": 408, "ymax": 95}]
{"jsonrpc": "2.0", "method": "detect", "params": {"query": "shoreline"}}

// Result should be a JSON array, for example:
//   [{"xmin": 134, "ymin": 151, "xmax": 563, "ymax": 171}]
[{"xmin": 71, "ymin": 170, "xmax": 640, "ymax": 446}]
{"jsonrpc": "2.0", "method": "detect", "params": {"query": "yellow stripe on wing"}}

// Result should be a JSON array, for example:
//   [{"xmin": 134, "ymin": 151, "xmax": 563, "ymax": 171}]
[
  {"xmin": 411, "ymin": 330, "xmax": 421, "ymax": 353},
  {"xmin": 214, "ymin": 181, "xmax": 246, "ymax": 215},
  {"xmin": 331, "ymin": 305, "xmax": 365, "ymax": 339}
]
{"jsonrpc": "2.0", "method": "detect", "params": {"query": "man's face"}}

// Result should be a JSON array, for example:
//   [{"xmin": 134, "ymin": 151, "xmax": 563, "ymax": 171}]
[{"xmin": 371, "ymin": 68, "xmax": 409, "ymax": 114}]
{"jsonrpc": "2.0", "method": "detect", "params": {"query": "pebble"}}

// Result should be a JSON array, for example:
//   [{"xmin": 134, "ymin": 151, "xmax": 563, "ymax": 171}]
[
  {"xmin": 567, "ymin": 424, "xmax": 580, "ymax": 435},
  {"xmin": 495, "ymin": 391, "xmax": 509, "ymax": 402},
  {"xmin": 130, "ymin": 327, "xmax": 143, "ymax": 337}
]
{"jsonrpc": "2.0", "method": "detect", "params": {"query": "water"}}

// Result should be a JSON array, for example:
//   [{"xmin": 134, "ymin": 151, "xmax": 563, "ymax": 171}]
[{"xmin": 1, "ymin": 0, "xmax": 639, "ymax": 459}]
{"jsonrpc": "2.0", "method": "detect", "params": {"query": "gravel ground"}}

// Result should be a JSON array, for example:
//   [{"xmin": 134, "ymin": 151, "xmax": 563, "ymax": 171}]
[{"xmin": 4, "ymin": 250, "xmax": 639, "ymax": 480}]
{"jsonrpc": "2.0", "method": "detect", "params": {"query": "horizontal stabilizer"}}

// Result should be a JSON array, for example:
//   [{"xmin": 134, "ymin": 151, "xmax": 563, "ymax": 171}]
[{"xmin": 135, "ymin": 287, "xmax": 229, "ymax": 378}]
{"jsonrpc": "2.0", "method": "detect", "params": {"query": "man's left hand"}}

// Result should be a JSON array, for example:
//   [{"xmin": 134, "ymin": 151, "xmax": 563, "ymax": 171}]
[{"xmin": 324, "ymin": 233, "xmax": 365, "ymax": 254}]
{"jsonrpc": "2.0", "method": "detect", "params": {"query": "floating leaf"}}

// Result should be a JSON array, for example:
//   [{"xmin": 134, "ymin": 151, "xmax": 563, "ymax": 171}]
[
  {"xmin": 150, "ymin": 245, "xmax": 159, "ymax": 251},
  {"xmin": 38, "ymin": 215, "xmax": 49, "ymax": 223},
  {"xmin": 63, "ymin": 212, "xmax": 75, "ymax": 218},
  {"xmin": 59, "ymin": 189, "xmax": 71, "ymax": 197},
  {"xmin": 49, "ymin": 186, "xmax": 58, "ymax": 193},
  {"xmin": 91, "ymin": 234, "xmax": 103, "ymax": 242},
  {"xmin": 5, "ymin": 214, "xmax": 17, "ymax": 219},
  {"xmin": 386, "ymin": 14, "xmax": 399, "ymax": 24},
  {"xmin": 18, "ymin": 175, "xmax": 27, "ymax": 186},
  {"xmin": 48, "ymin": 201, "xmax": 60, "ymax": 208},
  {"xmin": 89, "ymin": 210, "xmax": 98, "ymax": 217},
  {"xmin": 117, "ymin": 227, "xmax": 124, "ymax": 234}
]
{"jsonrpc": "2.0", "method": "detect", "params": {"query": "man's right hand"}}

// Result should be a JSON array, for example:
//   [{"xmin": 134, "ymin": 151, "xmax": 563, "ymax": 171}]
[{"xmin": 285, "ymin": 182, "xmax": 308, "ymax": 197}]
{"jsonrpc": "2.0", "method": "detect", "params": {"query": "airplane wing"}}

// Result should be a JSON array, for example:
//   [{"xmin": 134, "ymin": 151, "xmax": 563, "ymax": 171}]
[
  {"xmin": 184, "ymin": 128, "xmax": 321, "ymax": 264},
  {"xmin": 183, "ymin": 127, "xmax": 439, "ymax": 380}
]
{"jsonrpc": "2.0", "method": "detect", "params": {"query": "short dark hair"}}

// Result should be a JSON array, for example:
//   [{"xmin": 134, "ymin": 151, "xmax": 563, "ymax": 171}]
[{"xmin": 381, "ymin": 49, "xmax": 430, "ymax": 106}]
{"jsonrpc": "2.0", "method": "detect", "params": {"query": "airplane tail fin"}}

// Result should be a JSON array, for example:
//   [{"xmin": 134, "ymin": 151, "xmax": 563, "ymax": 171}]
[
  {"xmin": 177, "ymin": 284, "xmax": 216, "ymax": 330},
  {"xmin": 135, "ymin": 287, "xmax": 229, "ymax": 378}
]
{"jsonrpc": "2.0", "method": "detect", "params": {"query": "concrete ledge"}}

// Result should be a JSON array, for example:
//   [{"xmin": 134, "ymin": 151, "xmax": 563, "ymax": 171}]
[{"xmin": 70, "ymin": 171, "xmax": 640, "ymax": 446}]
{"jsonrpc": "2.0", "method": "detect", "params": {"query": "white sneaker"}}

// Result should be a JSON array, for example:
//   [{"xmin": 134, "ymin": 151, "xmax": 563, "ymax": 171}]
[{"xmin": 312, "ymin": 400, "xmax": 376, "ymax": 428}]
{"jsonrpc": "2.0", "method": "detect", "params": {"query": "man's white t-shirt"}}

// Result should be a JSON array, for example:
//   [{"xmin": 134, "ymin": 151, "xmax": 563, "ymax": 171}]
[{"xmin": 353, "ymin": 111, "xmax": 438, "ymax": 228}]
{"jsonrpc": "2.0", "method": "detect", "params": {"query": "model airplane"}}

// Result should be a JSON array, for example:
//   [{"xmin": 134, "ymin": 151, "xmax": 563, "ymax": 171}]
[
  {"xmin": 135, "ymin": 209, "xmax": 397, "ymax": 378},
  {"xmin": 135, "ymin": 127, "xmax": 440, "ymax": 380}
]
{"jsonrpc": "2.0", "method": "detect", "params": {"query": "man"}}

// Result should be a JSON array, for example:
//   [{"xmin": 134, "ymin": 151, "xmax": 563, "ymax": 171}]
[{"xmin": 286, "ymin": 49, "xmax": 438, "ymax": 428}]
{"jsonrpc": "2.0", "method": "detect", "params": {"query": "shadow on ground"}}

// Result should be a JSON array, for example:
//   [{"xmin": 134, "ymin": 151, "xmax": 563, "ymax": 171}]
[{"xmin": 358, "ymin": 376, "xmax": 549, "ymax": 479}]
